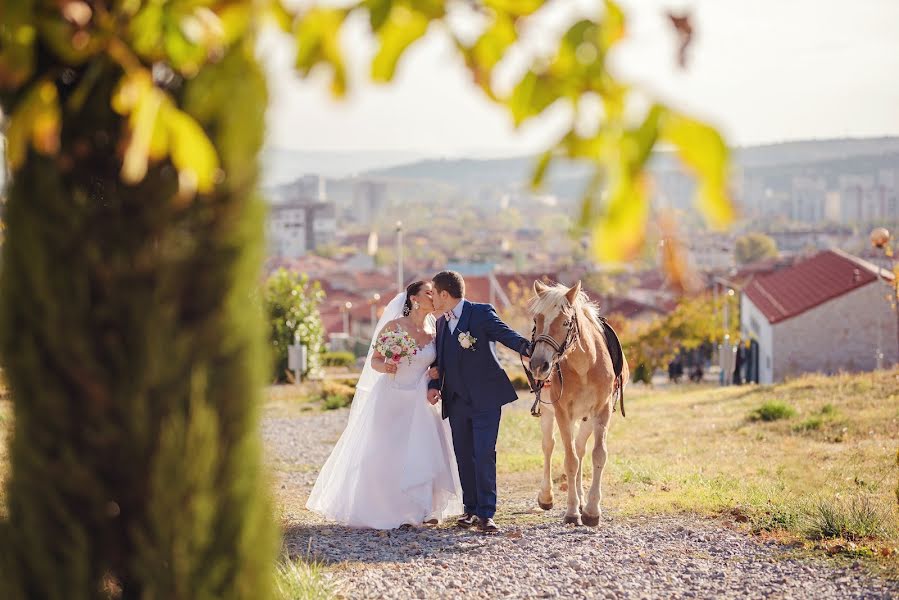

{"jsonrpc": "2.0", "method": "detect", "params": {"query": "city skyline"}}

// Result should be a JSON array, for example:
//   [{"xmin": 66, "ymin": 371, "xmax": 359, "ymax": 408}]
[{"xmin": 260, "ymin": 0, "xmax": 899, "ymax": 156}]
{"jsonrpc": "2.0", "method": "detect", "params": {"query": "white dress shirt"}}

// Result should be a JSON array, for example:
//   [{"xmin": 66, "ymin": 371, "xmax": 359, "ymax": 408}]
[{"xmin": 448, "ymin": 298, "xmax": 465, "ymax": 333}]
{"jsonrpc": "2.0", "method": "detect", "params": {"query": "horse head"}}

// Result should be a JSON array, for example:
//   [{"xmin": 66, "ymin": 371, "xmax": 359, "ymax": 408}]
[{"xmin": 528, "ymin": 280, "xmax": 582, "ymax": 380}]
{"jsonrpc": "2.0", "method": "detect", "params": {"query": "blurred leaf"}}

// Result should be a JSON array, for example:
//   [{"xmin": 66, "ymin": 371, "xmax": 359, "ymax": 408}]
[
  {"xmin": 266, "ymin": 0, "xmax": 294, "ymax": 31},
  {"xmin": 471, "ymin": 12, "xmax": 516, "ymax": 71},
  {"xmin": 130, "ymin": 2, "xmax": 165, "ymax": 60},
  {"xmin": 662, "ymin": 111, "xmax": 734, "ymax": 228},
  {"xmin": 371, "ymin": 5, "xmax": 430, "ymax": 82},
  {"xmin": 167, "ymin": 106, "xmax": 219, "ymax": 195},
  {"xmin": 0, "ymin": 0, "xmax": 36, "ymax": 89},
  {"xmin": 5, "ymin": 79, "xmax": 61, "ymax": 170},
  {"xmin": 530, "ymin": 150, "xmax": 552, "ymax": 189},
  {"xmin": 509, "ymin": 71, "xmax": 558, "ymax": 126},
  {"xmin": 484, "ymin": 0, "xmax": 543, "ymax": 16},
  {"xmin": 295, "ymin": 8, "xmax": 348, "ymax": 96},
  {"xmin": 36, "ymin": 16, "xmax": 105, "ymax": 64},
  {"xmin": 365, "ymin": 0, "xmax": 392, "ymax": 31},
  {"xmin": 599, "ymin": 0, "xmax": 626, "ymax": 52},
  {"xmin": 217, "ymin": 4, "xmax": 251, "ymax": 46},
  {"xmin": 593, "ymin": 174, "xmax": 648, "ymax": 262}
]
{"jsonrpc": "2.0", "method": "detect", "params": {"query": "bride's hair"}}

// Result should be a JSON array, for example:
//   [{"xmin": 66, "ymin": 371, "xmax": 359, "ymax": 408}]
[{"xmin": 403, "ymin": 281, "xmax": 426, "ymax": 316}]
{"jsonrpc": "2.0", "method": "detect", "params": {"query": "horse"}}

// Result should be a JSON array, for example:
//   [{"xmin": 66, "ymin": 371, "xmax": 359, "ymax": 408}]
[{"xmin": 527, "ymin": 280, "xmax": 628, "ymax": 526}]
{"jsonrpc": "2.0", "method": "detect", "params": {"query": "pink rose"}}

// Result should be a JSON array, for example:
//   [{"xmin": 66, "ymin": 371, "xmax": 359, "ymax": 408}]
[{"xmin": 391, "ymin": 345, "xmax": 402, "ymax": 355}]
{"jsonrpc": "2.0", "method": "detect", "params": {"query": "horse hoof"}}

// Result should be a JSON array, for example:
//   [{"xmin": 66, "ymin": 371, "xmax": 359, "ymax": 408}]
[
  {"xmin": 581, "ymin": 513, "xmax": 601, "ymax": 527},
  {"xmin": 563, "ymin": 515, "xmax": 582, "ymax": 526},
  {"xmin": 538, "ymin": 501, "xmax": 554, "ymax": 511}
]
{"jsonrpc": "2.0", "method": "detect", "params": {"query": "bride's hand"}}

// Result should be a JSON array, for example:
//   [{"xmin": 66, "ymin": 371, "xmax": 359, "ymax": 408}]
[{"xmin": 384, "ymin": 362, "xmax": 398, "ymax": 374}]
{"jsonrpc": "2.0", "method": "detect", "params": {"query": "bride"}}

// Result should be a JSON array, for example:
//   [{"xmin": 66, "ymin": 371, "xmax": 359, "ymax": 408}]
[{"xmin": 306, "ymin": 281, "xmax": 462, "ymax": 528}]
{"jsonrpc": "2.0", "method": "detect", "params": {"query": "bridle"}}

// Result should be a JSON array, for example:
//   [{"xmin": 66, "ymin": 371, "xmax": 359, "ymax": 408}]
[{"xmin": 521, "ymin": 309, "xmax": 580, "ymax": 417}]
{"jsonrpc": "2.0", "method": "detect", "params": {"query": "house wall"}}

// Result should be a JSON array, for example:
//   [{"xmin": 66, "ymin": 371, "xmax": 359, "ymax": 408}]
[
  {"xmin": 741, "ymin": 295, "xmax": 775, "ymax": 384},
  {"xmin": 770, "ymin": 281, "xmax": 898, "ymax": 381}
]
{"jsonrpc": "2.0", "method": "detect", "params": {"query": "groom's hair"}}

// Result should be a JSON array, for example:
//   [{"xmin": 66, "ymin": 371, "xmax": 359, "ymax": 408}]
[{"xmin": 433, "ymin": 271, "xmax": 465, "ymax": 299}]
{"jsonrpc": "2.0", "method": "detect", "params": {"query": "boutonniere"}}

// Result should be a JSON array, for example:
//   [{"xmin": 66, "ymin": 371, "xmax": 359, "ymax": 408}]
[{"xmin": 458, "ymin": 331, "xmax": 477, "ymax": 350}]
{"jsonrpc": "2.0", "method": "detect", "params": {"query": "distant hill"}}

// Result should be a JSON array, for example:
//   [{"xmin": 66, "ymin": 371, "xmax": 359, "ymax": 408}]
[
  {"xmin": 361, "ymin": 137, "xmax": 899, "ymax": 190},
  {"xmin": 260, "ymin": 148, "xmax": 428, "ymax": 186}
]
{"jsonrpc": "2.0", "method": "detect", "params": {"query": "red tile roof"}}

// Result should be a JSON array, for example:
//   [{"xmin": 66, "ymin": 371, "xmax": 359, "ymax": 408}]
[{"xmin": 743, "ymin": 249, "xmax": 893, "ymax": 325}]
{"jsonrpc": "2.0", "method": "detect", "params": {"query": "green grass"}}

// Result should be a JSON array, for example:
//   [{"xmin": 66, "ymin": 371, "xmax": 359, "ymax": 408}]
[
  {"xmin": 275, "ymin": 557, "xmax": 334, "ymax": 600},
  {"xmin": 496, "ymin": 369, "xmax": 899, "ymax": 567},
  {"xmin": 749, "ymin": 400, "xmax": 796, "ymax": 422}
]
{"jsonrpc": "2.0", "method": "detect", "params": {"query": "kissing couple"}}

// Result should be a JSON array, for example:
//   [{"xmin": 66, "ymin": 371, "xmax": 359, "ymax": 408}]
[{"xmin": 307, "ymin": 270, "xmax": 531, "ymax": 533}]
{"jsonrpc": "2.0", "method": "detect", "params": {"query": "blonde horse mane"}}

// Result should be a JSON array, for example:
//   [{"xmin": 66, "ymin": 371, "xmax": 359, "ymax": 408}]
[{"xmin": 528, "ymin": 282, "xmax": 603, "ymax": 331}]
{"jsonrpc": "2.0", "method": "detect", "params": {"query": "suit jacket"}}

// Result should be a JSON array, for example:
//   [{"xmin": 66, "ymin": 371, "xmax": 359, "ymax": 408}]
[{"xmin": 429, "ymin": 300, "xmax": 530, "ymax": 419}]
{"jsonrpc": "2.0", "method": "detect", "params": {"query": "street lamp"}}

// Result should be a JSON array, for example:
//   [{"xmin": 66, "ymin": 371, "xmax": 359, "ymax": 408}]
[
  {"xmin": 342, "ymin": 301, "xmax": 353, "ymax": 336},
  {"xmin": 396, "ymin": 221, "xmax": 404, "ymax": 293},
  {"xmin": 369, "ymin": 293, "xmax": 381, "ymax": 335},
  {"xmin": 870, "ymin": 227, "xmax": 897, "ymax": 369}
]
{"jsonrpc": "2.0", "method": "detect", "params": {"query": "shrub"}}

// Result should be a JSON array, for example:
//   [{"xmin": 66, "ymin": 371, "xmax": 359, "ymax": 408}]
[
  {"xmin": 749, "ymin": 401, "xmax": 796, "ymax": 422},
  {"xmin": 806, "ymin": 496, "xmax": 894, "ymax": 541},
  {"xmin": 319, "ymin": 381, "xmax": 355, "ymax": 410},
  {"xmin": 322, "ymin": 352, "xmax": 356, "ymax": 368},
  {"xmin": 264, "ymin": 269, "xmax": 326, "ymax": 382},
  {"xmin": 275, "ymin": 558, "xmax": 333, "ymax": 600},
  {"xmin": 793, "ymin": 416, "xmax": 823, "ymax": 432},
  {"xmin": 508, "ymin": 372, "xmax": 532, "ymax": 390}
]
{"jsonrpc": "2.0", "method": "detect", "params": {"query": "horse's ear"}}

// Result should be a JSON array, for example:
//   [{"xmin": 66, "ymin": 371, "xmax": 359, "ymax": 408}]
[
  {"xmin": 534, "ymin": 280, "xmax": 549, "ymax": 296},
  {"xmin": 565, "ymin": 280, "xmax": 582, "ymax": 305}
]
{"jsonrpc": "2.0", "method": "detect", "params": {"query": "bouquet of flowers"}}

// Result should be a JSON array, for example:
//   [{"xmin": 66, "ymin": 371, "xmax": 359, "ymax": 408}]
[{"xmin": 374, "ymin": 329, "xmax": 419, "ymax": 369}]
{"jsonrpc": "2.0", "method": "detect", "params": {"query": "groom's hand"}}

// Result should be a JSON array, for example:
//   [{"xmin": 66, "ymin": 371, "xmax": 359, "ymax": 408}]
[
  {"xmin": 427, "ymin": 367, "xmax": 439, "ymax": 379},
  {"xmin": 427, "ymin": 389, "xmax": 440, "ymax": 405}
]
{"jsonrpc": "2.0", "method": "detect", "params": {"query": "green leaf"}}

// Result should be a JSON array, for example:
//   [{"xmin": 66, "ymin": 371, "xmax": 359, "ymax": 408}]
[
  {"xmin": 365, "ymin": 0, "xmax": 393, "ymax": 31},
  {"xmin": 508, "ymin": 71, "xmax": 559, "ymax": 126},
  {"xmin": 530, "ymin": 150, "xmax": 552, "ymax": 189},
  {"xmin": 371, "ymin": 5, "xmax": 430, "ymax": 82},
  {"xmin": 130, "ymin": 2, "xmax": 166, "ymax": 61},
  {"xmin": 266, "ymin": 0, "xmax": 295, "ymax": 31},
  {"xmin": 36, "ymin": 16, "xmax": 105, "ymax": 65},
  {"xmin": 662, "ymin": 111, "xmax": 734, "ymax": 228},
  {"xmin": 0, "ymin": 0, "xmax": 36, "ymax": 89}
]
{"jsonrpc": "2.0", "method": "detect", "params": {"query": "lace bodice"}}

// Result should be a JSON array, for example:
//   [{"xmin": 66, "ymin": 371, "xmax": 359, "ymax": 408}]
[{"xmin": 390, "ymin": 338, "xmax": 436, "ymax": 389}]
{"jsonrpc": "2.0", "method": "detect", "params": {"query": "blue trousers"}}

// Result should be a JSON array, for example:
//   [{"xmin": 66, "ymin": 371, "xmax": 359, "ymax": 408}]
[{"xmin": 448, "ymin": 402, "xmax": 502, "ymax": 519}]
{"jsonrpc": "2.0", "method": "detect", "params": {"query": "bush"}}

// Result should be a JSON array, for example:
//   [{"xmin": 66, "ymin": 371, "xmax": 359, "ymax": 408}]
[
  {"xmin": 749, "ymin": 401, "xmax": 796, "ymax": 422},
  {"xmin": 322, "ymin": 352, "xmax": 355, "ymax": 368},
  {"xmin": 264, "ymin": 269, "xmax": 326, "ymax": 382},
  {"xmin": 275, "ymin": 558, "xmax": 333, "ymax": 600},
  {"xmin": 508, "ymin": 372, "xmax": 532, "ymax": 390},
  {"xmin": 319, "ymin": 381, "xmax": 355, "ymax": 410}
]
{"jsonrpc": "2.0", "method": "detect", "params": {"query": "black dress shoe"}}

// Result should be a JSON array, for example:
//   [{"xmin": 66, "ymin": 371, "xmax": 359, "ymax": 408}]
[
  {"xmin": 456, "ymin": 513, "xmax": 477, "ymax": 527},
  {"xmin": 479, "ymin": 517, "xmax": 499, "ymax": 533}
]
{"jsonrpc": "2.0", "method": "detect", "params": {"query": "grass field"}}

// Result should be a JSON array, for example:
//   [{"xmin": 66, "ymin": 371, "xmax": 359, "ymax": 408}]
[{"xmin": 496, "ymin": 368, "xmax": 899, "ymax": 564}]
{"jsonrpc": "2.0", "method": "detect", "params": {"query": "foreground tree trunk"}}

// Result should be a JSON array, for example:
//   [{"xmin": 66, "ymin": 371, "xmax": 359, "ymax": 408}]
[{"xmin": 0, "ymin": 38, "xmax": 278, "ymax": 600}]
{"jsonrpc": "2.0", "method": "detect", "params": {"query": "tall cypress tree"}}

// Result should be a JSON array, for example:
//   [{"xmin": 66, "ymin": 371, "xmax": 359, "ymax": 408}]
[{"xmin": 0, "ymin": 4, "xmax": 278, "ymax": 598}]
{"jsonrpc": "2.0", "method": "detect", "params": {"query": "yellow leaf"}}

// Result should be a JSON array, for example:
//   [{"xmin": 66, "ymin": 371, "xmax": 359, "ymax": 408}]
[
  {"xmin": 167, "ymin": 107, "xmax": 220, "ymax": 195},
  {"xmin": 471, "ymin": 12, "xmax": 516, "ymax": 71},
  {"xmin": 371, "ymin": 5, "xmax": 429, "ymax": 82},
  {"xmin": 662, "ymin": 111, "xmax": 734, "ymax": 228},
  {"xmin": 295, "ymin": 8, "xmax": 347, "ymax": 97},
  {"xmin": 266, "ymin": 0, "xmax": 294, "ymax": 31},
  {"xmin": 593, "ymin": 173, "xmax": 649, "ymax": 262},
  {"xmin": 121, "ymin": 84, "xmax": 164, "ymax": 184},
  {"xmin": 4, "ymin": 78, "xmax": 61, "ymax": 170},
  {"xmin": 483, "ymin": 0, "xmax": 543, "ymax": 16},
  {"xmin": 599, "ymin": 0, "xmax": 626, "ymax": 51}
]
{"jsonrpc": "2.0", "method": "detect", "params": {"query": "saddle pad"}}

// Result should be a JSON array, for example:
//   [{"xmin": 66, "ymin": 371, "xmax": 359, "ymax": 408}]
[{"xmin": 598, "ymin": 316, "xmax": 624, "ymax": 379}]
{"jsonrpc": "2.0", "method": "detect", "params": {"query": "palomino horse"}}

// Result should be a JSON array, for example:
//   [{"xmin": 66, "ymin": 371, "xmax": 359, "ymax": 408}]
[{"xmin": 528, "ymin": 280, "xmax": 628, "ymax": 526}]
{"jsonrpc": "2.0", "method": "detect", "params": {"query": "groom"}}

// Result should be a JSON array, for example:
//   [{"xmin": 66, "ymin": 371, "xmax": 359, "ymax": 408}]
[{"xmin": 427, "ymin": 271, "xmax": 531, "ymax": 533}]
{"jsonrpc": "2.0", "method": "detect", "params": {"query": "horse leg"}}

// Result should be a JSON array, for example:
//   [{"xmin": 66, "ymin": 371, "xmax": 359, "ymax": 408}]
[
  {"xmin": 582, "ymin": 403, "xmax": 612, "ymax": 527},
  {"xmin": 537, "ymin": 408, "xmax": 555, "ymax": 510},
  {"xmin": 556, "ymin": 416, "xmax": 581, "ymax": 525},
  {"xmin": 575, "ymin": 418, "xmax": 591, "ymax": 513}
]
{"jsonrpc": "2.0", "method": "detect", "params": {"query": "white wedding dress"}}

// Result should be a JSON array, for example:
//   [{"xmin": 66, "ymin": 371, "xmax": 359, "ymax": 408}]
[{"xmin": 306, "ymin": 296, "xmax": 462, "ymax": 529}]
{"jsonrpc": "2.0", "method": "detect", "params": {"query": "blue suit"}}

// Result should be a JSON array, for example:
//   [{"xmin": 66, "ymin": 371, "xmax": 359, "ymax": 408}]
[{"xmin": 429, "ymin": 301, "xmax": 530, "ymax": 519}]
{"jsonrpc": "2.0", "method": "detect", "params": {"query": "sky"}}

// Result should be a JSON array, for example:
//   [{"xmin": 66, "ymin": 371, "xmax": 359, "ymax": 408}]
[{"xmin": 259, "ymin": 0, "xmax": 899, "ymax": 157}]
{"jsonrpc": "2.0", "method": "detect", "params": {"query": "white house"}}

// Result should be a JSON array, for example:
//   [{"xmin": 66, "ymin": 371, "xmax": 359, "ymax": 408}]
[{"xmin": 740, "ymin": 249, "xmax": 897, "ymax": 384}]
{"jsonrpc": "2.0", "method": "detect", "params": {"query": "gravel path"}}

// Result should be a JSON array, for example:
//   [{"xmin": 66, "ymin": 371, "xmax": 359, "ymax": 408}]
[{"xmin": 264, "ymin": 405, "xmax": 899, "ymax": 599}]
